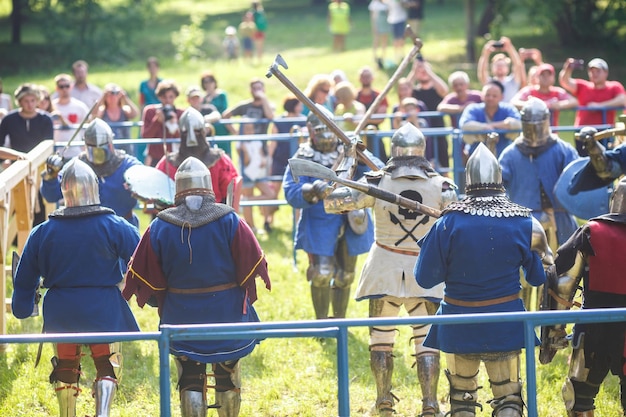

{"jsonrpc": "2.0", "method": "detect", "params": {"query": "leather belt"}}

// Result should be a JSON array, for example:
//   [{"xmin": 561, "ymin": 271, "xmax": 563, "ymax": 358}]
[
  {"xmin": 444, "ymin": 293, "xmax": 520, "ymax": 307},
  {"xmin": 168, "ymin": 282, "xmax": 237, "ymax": 294},
  {"xmin": 376, "ymin": 241, "xmax": 418, "ymax": 257}
]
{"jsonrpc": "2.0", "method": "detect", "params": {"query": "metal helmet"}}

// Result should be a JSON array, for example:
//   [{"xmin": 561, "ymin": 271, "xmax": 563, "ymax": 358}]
[
  {"xmin": 610, "ymin": 178, "xmax": 626, "ymax": 214},
  {"xmin": 520, "ymin": 97, "xmax": 551, "ymax": 147},
  {"xmin": 179, "ymin": 107, "xmax": 206, "ymax": 148},
  {"xmin": 465, "ymin": 142, "xmax": 505, "ymax": 195},
  {"xmin": 307, "ymin": 104, "xmax": 339, "ymax": 153},
  {"xmin": 174, "ymin": 156, "xmax": 213, "ymax": 199},
  {"xmin": 84, "ymin": 118, "xmax": 115, "ymax": 165},
  {"xmin": 391, "ymin": 123, "xmax": 426, "ymax": 157},
  {"xmin": 61, "ymin": 158, "xmax": 100, "ymax": 207}
]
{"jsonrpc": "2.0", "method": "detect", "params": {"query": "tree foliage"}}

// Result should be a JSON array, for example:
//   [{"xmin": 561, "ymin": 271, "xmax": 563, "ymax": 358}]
[
  {"xmin": 171, "ymin": 13, "xmax": 207, "ymax": 62},
  {"xmin": 486, "ymin": 0, "xmax": 626, "ymax": 48},
  {"xmin": 25, "ymin": 0, "xmax": 157, "ymax": 63}
]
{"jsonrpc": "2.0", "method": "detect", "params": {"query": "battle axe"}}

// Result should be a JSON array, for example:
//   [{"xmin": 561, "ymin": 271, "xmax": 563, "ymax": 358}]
[
  {"xmin": 288, "ymin": 158, "xmax": 442, "ymax": 218},
  {"xmin": 266, "ymin": 54, "xmax": 379, "ymax": 171}
]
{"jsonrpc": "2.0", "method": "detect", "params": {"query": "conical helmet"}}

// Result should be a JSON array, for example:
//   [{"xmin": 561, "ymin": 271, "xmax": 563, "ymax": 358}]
[
  {"xmin": 610, "ymin": 178, "xmax": 626, "ymax": 214},
  {"xmin": 61, "ymin": 159, "xmax": 100, "ymax": 207},
  {"xmin": 465, "ymin": 142, "xmax": 505, "ymax": 195},
  {"xmin": 179, "ymin": 107, "xmax": 206, "ymax": 148},
  {"xmin": 307, "ymin": 104, "xmax": 339, "ymax": 153},
  {"xmin": 391, "ymin": 123, "xmax": 426, "ymax": 157},
  {"xmin": 520, "ymin": 97, "xmax": 551, "ymax": 147},
  {"xmin": 83, "ymin": 118, "xmax": 115, "ymax": 165},
  {"xmin": 174, "ymin": 156, "xmax": 213, "ymax": 200}
]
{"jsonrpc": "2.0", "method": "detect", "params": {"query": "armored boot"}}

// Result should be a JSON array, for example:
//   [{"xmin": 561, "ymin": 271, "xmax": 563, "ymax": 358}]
[
  {"xmin": 331, "ymin": 271, "xmax": 354, "ymax": 319},
  {"xmin": 93, "ymin": 377, "xmax": 117, "ymax": 417},
  {"xmin": 485, "ymin": 358, "xmax": 523, "ymax": 417},
  {"xmin": 416, "ymin": 354, "xmax": 442, "ymax": 417},
  {"xmin": 180, "ymin": 390, "xmax": 207, "ymax": 417},
  {"xmin": 488, "ymin": 393, "xmax": 524, "ymax": 417},
  {"xmin": 445, "ymin": 370, "xmax": 481, "ymax": 417},
  {"xmin": 370, "ymin": 350, "xmax": 395, "ymax": 416},
  {"xmin": 214, "ymin": 390, "xmax": 241, "ymax": 417},
  {"xmin": 54, "ymin": 381, "xmax": 80, "ymax": 417},
  {"xmin": 310, "ymin": 285, "xmax": 330, "ymax": 319},
  {"xmin": 213, "ymin": 360, "xmax": 241, "ymax": 417}
]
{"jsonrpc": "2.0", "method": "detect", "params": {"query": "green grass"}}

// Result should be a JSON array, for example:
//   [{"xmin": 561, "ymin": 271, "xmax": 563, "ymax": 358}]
[{"xmin": 1, "ymin": 0, "xmax": 625, "ymax": 415}]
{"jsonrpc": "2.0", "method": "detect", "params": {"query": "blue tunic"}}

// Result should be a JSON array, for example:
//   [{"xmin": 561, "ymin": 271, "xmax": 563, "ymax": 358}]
[
  {"xmin": 499, "ymin": 139, "xmax": 579, "ymax": 244},
  {"xmin": 414, "ymin": 211, "xmax": 546, "ymax": 353},
  {"xmin": 283, "ymin": 162, "xmax": 375, "ymax": 257},
  {"xmin": 459, "ymin": 102, "xmax": 521, "ymax": 156},
  {"xmin": 124, "ymin": 211, "xmax": 270, "ymax": 364},
  {"xmin": 12, "ymin": 211, "xmax": 140, "ymax": 335},
  {"xmin": 41, "ymin": 154, "xmax": 143, "ymax": 227}
]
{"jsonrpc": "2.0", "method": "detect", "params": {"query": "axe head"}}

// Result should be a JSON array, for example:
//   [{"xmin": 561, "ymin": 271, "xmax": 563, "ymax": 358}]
[
  {"xmin": 403, "ymin": 25, "xmax": 423, "ymax": 49},
  {"xmin": 266, "ymin": 54, "xmax": 289, "ymax": 79}
]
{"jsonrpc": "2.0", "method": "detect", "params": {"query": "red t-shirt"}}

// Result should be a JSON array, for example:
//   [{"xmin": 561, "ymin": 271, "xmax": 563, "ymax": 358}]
[
  {"xmin": 574, "ymin": 79, "xmax": 625, "ymax": 126},
  {"xmin": 356, "ymin": 89, "xmax": 388, "ymax": 126},
  {"xmin": 517, "ymin": 86, "xmax": 569, "ymax": 125}
]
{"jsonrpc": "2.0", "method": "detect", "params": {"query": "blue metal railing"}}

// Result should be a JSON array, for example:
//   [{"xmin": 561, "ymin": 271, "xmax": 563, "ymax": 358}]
[{"xmin": 2, "ymin": 308, "xmax": 626, "ymax": 416}]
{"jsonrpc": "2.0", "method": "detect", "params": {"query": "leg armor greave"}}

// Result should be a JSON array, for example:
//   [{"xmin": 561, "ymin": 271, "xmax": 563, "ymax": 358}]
[
  {"xmin": 307, "ymin": 255, "xmax": 334, "ymax": 319},
  {"xmin": 331, "ymin": 270, "xmax": 355, "ymax": 319},
  {"xmin": 213, "ymin": 360, "xmax": 241, "ymax": 417},
  {"xmin": 93, "ymin": 377, "xmax": 117, "ymax": 417},
  {"xmin": 51, "ymin": 344, "xmax": 82, "ymax": 417},
  {"xmin": 176, "ymin": 357, "xmax": 207, "ymax": 417},
  {"xmin": 54, "ymin": 381, "xmax": 80, "ymax": 417},
  {"xmin": 563, "ymin": 333, "xmax": 601, "ymax": 416},
  {"xmin": 484, "ymin": 356, "xmax": 523, "ymax": 417},
  {"xmin": 416, "ymin": 353, "xmax": 441, "ymax": 416},
  {"xmin": 370, "ymin": 349, "xmax": 395, "ymax": 416},
  {"xmin": 445, "ymin": 369, "xmax": 482, "ymax": 417}
]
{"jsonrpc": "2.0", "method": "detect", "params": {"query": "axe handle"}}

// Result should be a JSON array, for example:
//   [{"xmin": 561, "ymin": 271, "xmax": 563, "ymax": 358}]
[
  {"xmin": 353, "ymin": 26, "xmax": 422, "ymax": 134},
  {"xmin": 337, "ymin": 176, "xmax": 442, "ymax": 218},
  {"xmin": 267, "ymin": 63, "xmax": 379, "ymax": 171}
]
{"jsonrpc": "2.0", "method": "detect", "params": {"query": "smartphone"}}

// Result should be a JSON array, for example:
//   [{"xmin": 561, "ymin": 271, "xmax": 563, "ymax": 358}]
[
  {"xmin": 570, "ymin": 59, "xmax": 585, "ymax": 70},
  {"xmin": 492, "ymin": 41, "xmax": 504, "ymax": 48},
  {"xmin": 416, "ymin": 53, "xmax": 424, "ymax": 62}
]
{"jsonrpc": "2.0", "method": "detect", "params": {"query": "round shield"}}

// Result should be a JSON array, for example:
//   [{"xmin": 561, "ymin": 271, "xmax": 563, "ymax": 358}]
[
  {"xmin": 124, "ymin": 165, "xmax": 175, "ymax": 206},
  {"xmin": 554, "ymin": 157, "xmax": 611, "ymax": 220}
]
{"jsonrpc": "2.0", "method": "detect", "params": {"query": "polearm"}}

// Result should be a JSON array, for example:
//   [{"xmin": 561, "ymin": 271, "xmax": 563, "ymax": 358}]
[
  {"xmin": 288, "ymin": 157, "xmax": 442, "ymax": 218},
  {"xmin": 266, "ymin": 54, "xmax": 380, "ymax": 171},
  {"xmin": 353, "ymin": 25, "xmax": 422, "ymax": 134},
  {"xmin": 59, "ymin": 98, "xmax": 100, "ymax": 158}
]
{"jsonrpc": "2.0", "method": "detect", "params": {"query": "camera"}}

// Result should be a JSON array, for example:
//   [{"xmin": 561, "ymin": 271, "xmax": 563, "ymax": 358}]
[
  {"xmin": 492, "ymin": 41, "xmax": 504, "ymax": 48},
  {"xmin": 416, "ymin": 53, "xmax": 424, "ymax": 62},
  {"xmin": 570, "ymin": 59, "xmax": 585, "ymax": 70},
  {"xmin": 162, "ymin": 104, "xmax": 176, "ymax": 121}
]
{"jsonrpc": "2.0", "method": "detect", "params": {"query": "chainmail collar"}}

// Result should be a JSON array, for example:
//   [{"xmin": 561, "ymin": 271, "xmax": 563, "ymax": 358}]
[
  {"xmin": 384, "ymin": 155, "xmax": 435, "ymax": 173},
  {"xmin": 157, "ymin": 195, "xmax": 234, "ymax": 228},
  {"xmin": 513, "ymin": 135, "xmax": 557, "ymax": 158},
  {"xmin": 296, "ymin": 143, "xmax": 342, "ymax": 168},
  {"xmin": 49, "ymin": 205, "xmax": 115, "ymax": 218},
  {"xmin": 79, "ymin": 150, "xmax": 125, "ymax": 177},
  {"xmin": 168, "ymin": 147, "xmax": 223, "ymax": 169},
  {"xmin": 442, "ymin": 194, "xmax": 532, "ymax": 218}
]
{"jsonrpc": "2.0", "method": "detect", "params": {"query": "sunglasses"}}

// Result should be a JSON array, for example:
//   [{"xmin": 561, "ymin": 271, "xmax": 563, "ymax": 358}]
[{"xmin": 57, "ymin": 84, "xmax": 71, "ymax": 89}]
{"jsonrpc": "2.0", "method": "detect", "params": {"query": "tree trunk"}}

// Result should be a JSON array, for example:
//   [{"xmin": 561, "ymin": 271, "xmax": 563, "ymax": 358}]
[
  {"xmin": 477, "ymin": 0, "xmax": 496, "ymax": 37},
  {"xmin": 465, "ymin": 0, "xmax": 476, "ymax": 62},
  {"xmin": 11, "ymin": 0, "xmax": 22, "ymax": 45}
]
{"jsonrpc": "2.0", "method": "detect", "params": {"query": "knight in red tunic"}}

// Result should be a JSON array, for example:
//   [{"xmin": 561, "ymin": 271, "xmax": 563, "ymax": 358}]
[
  {"xmin": 123, "ymin": 156, "xmax": 270, "ymax": 417},
  {"xmin": 547, "ymin": 177, "xmax": 626, "ymax": 416}
]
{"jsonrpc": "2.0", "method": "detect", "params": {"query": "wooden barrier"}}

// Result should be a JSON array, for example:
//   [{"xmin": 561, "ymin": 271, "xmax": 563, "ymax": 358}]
[{"xmin": 1, "ymin": 140, "xmax": 54, "ymax": 351}]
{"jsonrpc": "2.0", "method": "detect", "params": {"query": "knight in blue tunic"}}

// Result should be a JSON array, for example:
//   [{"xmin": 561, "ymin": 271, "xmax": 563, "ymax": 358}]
[
  {"xmin": 282, "ymin": 104, "xmax": 381, "ymax": 320},
  {"xmin": 12, "ymin": 158, "xmax": 140, "ymax": 417},
  {"xmin": 123, "ymin": 157, "xmax": 270, "ymax": 417},
  {"xmin": 41, "ymin": 118, "xmax": 143, "ymax": 227},
  {"xmin": 413, "ymin": 143, "xmax": 552, "ymax": 417}
]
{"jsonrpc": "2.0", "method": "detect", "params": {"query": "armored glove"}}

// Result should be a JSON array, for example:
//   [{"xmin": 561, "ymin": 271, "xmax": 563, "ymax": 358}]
[
  {"xmin": 579, "ymin": 126, "xmax": 616, "ymax": 179},
  {"xmin": 301, "ymin": 179, "xmax": 332, "ymax": 204},
  {"xmin": 41, "ymin": 153, "xmax": 66, "ymax": 181}
]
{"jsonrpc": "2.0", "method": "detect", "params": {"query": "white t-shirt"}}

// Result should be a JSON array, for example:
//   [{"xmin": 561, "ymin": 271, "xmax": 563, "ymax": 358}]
[
  {"xmin": 386, "ymin": 0, "xmax": 408, "ymax": 24},
  {"xmin": 71, "ymin": 83, "xmax": 102, "ymax": 107},
  {"xmin": 53, "ymin": 98, "xmax": 90, "ymax": 157}
]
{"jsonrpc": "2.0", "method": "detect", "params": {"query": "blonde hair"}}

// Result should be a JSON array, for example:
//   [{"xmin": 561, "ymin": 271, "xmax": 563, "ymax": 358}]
[
  {"xmin": 304, "ymin": 74, "xmax": 332, "ymax": 100},
  {"xmin": 333, "ymin": 81, "xmax": 356, "ymax": 104}
]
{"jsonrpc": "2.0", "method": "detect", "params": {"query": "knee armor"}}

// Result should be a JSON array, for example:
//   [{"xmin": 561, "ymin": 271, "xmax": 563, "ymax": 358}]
[{"xmin": 212, "ymin": 360, "xmax": 241, "ymax": 417}]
